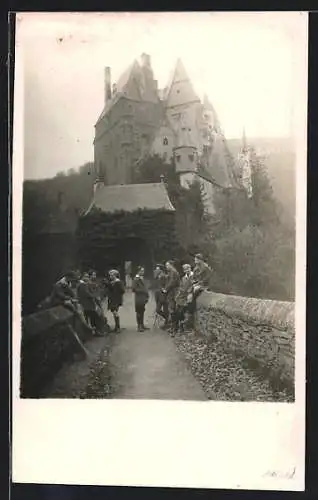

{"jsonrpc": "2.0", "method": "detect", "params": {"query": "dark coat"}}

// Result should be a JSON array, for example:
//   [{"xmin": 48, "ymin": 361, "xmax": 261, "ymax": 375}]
[
  {"xmin": 107, "ymin": 279, "xmax": 125, "ymax": 310},
  {"xmin": 77, "ymin": 281, "xmax": 97, "ymax": 311},
  {"xmin": 154, "ymin": 269, "xmax": 167, "ymax": 303},
  {"xmin": 132, "ymin": 275, "xmax": 149, "ymax": 307},
  {"xmin": 50, "ymin": 278, "xmax": 75, "ymax": 306},
  {"xmin": 165, "ymin": 268, "xmax": 180, "ymax": 300},
  {"xmin": 175, "ymin": 272, "xmax": 194, "ymax": 307},
  {"xmin": 193, "ymin": 262, "xmax": 212, "ymax": 288}
]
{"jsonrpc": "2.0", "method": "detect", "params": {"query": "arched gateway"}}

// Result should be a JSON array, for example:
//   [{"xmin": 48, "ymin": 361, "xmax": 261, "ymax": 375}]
[{"xmin": 77, "ymin": 182, "xmax": 179, "ymax": 281}]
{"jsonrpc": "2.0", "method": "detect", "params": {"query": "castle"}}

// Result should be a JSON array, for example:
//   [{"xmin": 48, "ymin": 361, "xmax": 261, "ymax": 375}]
[{"xmin": 93, "ymin": 53, "xmax": 245, "ymax": 213}]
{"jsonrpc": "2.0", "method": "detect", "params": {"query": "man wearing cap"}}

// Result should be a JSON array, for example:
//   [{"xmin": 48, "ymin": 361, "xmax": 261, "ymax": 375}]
[
  {"xmin": 163, "ymin": 260, "xmax": 180, "ymax": 332},
  {"xmin": 193, "ymin": 253, "xmax": 212, "ymax": 291},
  {"xmin": 153, "ymin": 263, "xmax": 169, "ymax": 328},
  {"xmin": 50, "ymin": 271, "xmax": 92, "ymax": 330},
  {"xmin": 173, "ymin": 263, "xmax": 194, "ymax": 333},
  {"xmin": 106, "ymin": 269, "xmax": 125, "ymax": 333}
]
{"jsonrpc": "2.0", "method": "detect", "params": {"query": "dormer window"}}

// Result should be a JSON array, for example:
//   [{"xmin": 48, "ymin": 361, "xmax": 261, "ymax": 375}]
[
  {"xmin": 176, "ymin": 89, "xmax": 180, "ymax": 94},
  {"xmin": 176, "ymin": 155, "xmax": 181, "ymax": 162},
  {"xmin": 163, "ymin": 136, "xmax": 168, "ymax": 146},
  {"xmin": 188, "ymin": 154, "xmax": 194, "ymax": 162}
]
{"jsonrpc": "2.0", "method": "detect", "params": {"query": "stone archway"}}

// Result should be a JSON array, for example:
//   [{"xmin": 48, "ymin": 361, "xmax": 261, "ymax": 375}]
[{"xmin": 104, "ymin": 237, "xmax": 153, "ymax": 280}]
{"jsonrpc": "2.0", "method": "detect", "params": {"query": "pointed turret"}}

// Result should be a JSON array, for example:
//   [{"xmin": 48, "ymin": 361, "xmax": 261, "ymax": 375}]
[{"xmin": 165, "ymin": 59, "xmax": 200, "ymax": 109}]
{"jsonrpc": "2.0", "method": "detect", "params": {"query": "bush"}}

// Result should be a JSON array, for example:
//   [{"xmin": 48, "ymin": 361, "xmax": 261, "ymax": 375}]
[{"xmin": 211, "ymin": 223, "xmax": 295, "ymax": 301}]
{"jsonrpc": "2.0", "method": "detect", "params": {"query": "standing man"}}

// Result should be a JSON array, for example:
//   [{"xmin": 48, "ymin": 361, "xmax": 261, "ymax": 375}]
[
  {"xmin": 107, "ymin": 269, "xmax": 125, "ymax": 333},
  {"xmin": 174, "ymin": 263, "xmax": 194, "ymax": 333},
  {"xmin": 163, "ymin": 260, "xmax": 180, "ymax": 333},
  {"xmin": 132, "ymin": 267, "xmax": 149, "ymax": 332},
  {"xmin": 77, "ymin": 272, "xmax": 104, "ymax": 335},
  {"xmin": 153, "ymin": 264, "xmax": 169, "ymax": 328}
]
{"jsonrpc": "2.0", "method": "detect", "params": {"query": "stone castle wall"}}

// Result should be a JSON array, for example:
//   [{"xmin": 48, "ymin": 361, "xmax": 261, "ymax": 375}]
[{"xmin": 195, "ymin": 291, "xmax": 295, "ymax": 389}]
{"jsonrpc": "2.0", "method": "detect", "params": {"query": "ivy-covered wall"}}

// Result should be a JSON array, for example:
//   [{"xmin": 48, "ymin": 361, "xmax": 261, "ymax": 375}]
[{"xmin": 77, "ymin": 208, "xmax": 184, "ymax": 276}]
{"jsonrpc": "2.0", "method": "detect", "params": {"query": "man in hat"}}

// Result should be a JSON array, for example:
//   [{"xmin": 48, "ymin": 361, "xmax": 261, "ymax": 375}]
[
  {"xmin": 193, "ymin": 253, "xmax": 212, "ymax": 291},
  {"xmin": 163, "ymin": 260, "xmax": 180, "ymax": 332},
  {"xmin": 132, "ymin": 266, "xmax": 149, "ymax": 332},
  {"xmin": 153, "ymin": 263, "xmax": 169, "ymax": 328},
  {"xmin": 50, "ymin": 271, "xmax": 91, "ymax": 330},
  {"xmin": 106, "ymin": 269, "xmax": 125, "ymax": 333},
  {"xmin": 77, "ymin": 271, "xmax": 105, "ymax": 335},
  {"xmin": 173, "ymin": 263, "xmax": 194, "ymax": 333}
]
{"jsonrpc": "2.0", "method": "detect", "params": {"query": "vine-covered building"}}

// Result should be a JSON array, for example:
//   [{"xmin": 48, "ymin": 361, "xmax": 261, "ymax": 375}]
[{"xmin": 78, "ymin": 180, "xmax": 180, "ymax": 279}]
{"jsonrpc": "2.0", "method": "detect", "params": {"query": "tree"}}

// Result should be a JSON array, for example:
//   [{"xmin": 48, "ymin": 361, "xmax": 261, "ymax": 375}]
[{"xmin": 134, "ymin": 155, "xmax": 211, "ymax": 257}]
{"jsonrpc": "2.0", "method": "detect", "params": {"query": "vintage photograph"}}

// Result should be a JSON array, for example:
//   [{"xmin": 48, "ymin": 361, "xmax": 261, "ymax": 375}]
[{"xmin": 19, "ymin": 12, "xmax": 298, "ymax": 404}]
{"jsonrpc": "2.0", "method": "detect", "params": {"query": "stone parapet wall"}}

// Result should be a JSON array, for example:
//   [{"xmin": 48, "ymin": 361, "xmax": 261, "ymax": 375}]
[
  {"xmin": 20, "ymin": 306, "xmax": 91, "ymax": 398},
  {"xmin": 196, "ymin": 291, "xmax": 295, "ymax": 390}
]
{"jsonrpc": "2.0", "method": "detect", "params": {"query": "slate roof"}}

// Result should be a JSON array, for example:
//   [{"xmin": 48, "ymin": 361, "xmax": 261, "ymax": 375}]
[
  {"xmin": 84, "ymin": 183, "xmax": 175, "ymax": 215},
  {"xmin": 165, "ymin": 59, "xmax": 200, "ymax": 109}
]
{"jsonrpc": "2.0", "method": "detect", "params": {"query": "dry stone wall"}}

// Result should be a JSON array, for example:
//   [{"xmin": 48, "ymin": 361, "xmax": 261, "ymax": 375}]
[
  {"xmin": 196, "ymin": 291, "xmax": 295, "ymax": 390},
  {"xmin": 20, "ymin": 306, "xmax": 91, "ymax": 398}
]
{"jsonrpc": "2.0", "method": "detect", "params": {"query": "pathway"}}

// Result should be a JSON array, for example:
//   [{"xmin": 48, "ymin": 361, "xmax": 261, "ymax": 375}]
[
  {"xmin": 109, "ymin": 292, "xmax": 206, "ymax": 400},
  {"xmin": 45, "ymin": 291, "xmax": 206, "ymax": 400}
]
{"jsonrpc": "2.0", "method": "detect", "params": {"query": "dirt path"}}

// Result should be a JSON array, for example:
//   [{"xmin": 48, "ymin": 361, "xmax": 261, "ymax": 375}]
[
  {"xmin": 108, "ymin": 293, "xmax": 207, "ymax": 400},
  {"xmin": 44, "ymin": 292, "xmax": 206, "ymax": 400}
]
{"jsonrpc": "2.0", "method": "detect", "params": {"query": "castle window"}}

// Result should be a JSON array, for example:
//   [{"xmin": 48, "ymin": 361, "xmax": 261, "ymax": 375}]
[
  {"xmin": 163, "ymin": 136, "xmax": 168, "ymax": 146},
  {"xmin": 163, "ymin": 152, "xmax": 168, "ymax": 161},
  {"xmin": 176, "ymin": 155, "xmax": 181, "ymax": 162},
  {"xmin": 188, "ymin": 154, "xmax": 194, "ymax": 162},
  {"xmin": 176, "ymin": 89, "xmax": 180, "ymax": 94},
  {"xmin": 203, "ymin": 145, "xmax": 208, "ymax": 155}
]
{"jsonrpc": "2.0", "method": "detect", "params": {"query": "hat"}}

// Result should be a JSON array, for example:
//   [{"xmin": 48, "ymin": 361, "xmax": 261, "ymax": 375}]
[
  {"xmin": 65, "ymin": 271, "xmax": 77, "ymax": 280},
  {"xmin": 195, "ymin": 253, "xmax": 203, "ymax": 261},
  {"xmin": 183, "ymin": 263, "xmax": 191, "ymax": 271}
]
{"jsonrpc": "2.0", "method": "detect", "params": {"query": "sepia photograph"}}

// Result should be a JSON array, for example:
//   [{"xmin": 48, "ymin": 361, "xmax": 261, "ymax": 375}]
[
  {"xmin": 12, "ymin": 11, "xmax": 307, "ymax": 490},
  {"xmin": 19, "ymin": 12, "xmax": 298, "ymax": 402}
]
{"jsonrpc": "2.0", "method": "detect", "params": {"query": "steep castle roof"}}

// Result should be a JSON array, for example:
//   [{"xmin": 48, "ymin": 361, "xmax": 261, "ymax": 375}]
[
  {"xmin": 96, "ymin": 57, "xmax": 159, "ymax": 124},
  {"xmin": 85, "ymin": 183, "xmax": 175, "ymax": 215},
  {"xmin": 165, "ymin": 59, "xmax": 201, "ymax": 109}
]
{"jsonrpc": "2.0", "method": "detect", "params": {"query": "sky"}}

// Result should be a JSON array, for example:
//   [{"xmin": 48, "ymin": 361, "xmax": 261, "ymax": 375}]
[{"xmin": 18, "ymin": 12, "xmax": 306, "ymax": 179}]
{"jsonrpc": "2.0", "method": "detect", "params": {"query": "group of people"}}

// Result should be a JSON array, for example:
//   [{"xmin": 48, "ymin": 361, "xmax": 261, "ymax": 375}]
[
  {"xmin": 39, "ymin": 253, "xmax": 212, "ymax": 336},
  {"xmin": 42, "ymin": 269, "xmax": 125, "ymax": 335},
  {"xmin": 153, "ymin": 253, "xmax": 212, "ymax": 334}
]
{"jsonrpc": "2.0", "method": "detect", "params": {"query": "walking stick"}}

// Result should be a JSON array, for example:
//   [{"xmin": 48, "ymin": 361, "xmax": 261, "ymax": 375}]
[{"xmin": 66, "ymin": 323, "xmax": 90, "ymax": 357}]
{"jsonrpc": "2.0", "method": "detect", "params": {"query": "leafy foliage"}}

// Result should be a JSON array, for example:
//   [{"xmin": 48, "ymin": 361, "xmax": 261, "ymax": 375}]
[{"xmin": 133, "ymin": 152, "xmax": 295, "ymax": 301}]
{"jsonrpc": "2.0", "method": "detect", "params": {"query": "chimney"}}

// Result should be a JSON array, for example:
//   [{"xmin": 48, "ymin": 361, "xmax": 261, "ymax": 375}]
[
  {"xmin": 112, "ymin": 83, "xmax": 117, "ymax": 96},
  {"xmin": 104, "ymin": 67, "xmax": 112, "ymax": 104}
]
